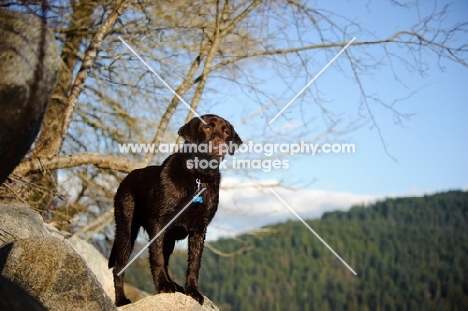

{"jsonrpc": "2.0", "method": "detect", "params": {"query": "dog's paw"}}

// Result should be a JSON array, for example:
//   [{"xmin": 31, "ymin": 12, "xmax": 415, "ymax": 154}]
[
  {"xmin": 158, "ymin": 281, "xmax": 177, "ymax": 293},
  {"xmin": 115, "ymin": 297, "xmax": 131, "ymax": 307},
  {"xmin": 174, "ymin": 282, "xmax": 185, "ymax": 293},
  {"xmin": 186, "ymin": 286, "xmax": 204, "ymax": 305}
]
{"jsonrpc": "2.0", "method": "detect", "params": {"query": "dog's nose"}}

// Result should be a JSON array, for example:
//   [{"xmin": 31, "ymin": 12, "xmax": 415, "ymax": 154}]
[
  {"xmin": 210, "ymin": 137, "xmax": 227, "ymax": 157},
  {"xmin": 211, "ymin": 137, "xmax": 225, "ymax": 146}
]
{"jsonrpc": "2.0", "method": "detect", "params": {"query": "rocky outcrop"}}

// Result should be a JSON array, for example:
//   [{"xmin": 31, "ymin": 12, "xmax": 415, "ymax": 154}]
[
  {"xmin": 0, "ymin": 237, "xmax": 116, "ymax": 311},
  {"xmin": 0, "ymin": 204, "xmax": 116, "ymax": 310},
  {"xmin": 0, "ymin": 9, "xmax": 61, "ymax": 182},
  {"xmin": 0, "ymin": 203, "xmax": 219, "ymax": 310},
  {"xmin": 123, "ymin": 283, "xmax": 152, "ymax": 303},
  {"xmin": 0, "ymin": 203, "xmax": 53, "ymax": 247},
  {"xmin": 67, "ymin": 236, "xmax": 153, "ymax": 304},
  {"xmin": 68, "ymin": 235, "xmax": 117, "ymax": 299},
  {"xmin": 117, "ymin": 292, "xmax": 219, "ymax": 311}
]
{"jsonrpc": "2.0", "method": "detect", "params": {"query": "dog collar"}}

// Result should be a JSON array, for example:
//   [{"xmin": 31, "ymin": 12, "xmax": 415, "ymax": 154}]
[{"xmin": 183, "ymin": 156, "xmax": 220, "ymax": 183}]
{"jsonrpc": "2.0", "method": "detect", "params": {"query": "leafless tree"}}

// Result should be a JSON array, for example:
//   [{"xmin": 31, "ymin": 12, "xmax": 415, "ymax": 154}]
[{"xmin": 1, "ymin": 0, "xmax": 466, "ymax": 237}]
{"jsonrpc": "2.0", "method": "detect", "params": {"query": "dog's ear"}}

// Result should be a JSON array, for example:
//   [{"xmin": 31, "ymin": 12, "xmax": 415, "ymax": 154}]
[
  {"xmin": 178, "ymin": 117, "xmax": 202, "ymax": 143},
  {"xmin": 228, "ymin": 124, "xmax": 243, "ymax": 155}
]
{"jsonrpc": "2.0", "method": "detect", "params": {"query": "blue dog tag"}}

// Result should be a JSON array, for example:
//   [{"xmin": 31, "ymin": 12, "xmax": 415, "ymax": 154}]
[
  {"xmin": 193, "ymin": 196, "xmax": 203, "ymax": 203},
  {"xmin": 193, "ymin": 178, "xmax": 203, "ymax": 203}
]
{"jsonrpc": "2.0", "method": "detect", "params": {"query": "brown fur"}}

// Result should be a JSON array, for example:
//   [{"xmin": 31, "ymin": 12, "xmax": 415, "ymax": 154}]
[{"xmin": 108, "ymin": 114, "xmax": 242, "ymax": 306}]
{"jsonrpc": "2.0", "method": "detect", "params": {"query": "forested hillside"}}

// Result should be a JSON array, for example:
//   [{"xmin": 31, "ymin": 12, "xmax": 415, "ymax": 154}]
[{"xmin": 126, "ymin": 190, "xmax": 468, "ymax": 311}]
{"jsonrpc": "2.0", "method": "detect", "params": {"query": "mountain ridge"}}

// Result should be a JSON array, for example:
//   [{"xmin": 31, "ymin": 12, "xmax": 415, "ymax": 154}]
[{"xmin": 126, "ymin": 190, "xmax": 468, "ymax": 311}]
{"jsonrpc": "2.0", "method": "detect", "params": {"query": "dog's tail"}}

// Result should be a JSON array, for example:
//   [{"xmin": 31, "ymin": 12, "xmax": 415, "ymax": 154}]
[{"xmin": 108, "ymin": 243, "xmax": 117, "ymax": 269}]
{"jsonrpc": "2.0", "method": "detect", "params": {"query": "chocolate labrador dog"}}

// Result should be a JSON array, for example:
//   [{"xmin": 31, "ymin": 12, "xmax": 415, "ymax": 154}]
[{"xmin": 108, "ymin": 114, "xmax": 242, "ymax": 306}]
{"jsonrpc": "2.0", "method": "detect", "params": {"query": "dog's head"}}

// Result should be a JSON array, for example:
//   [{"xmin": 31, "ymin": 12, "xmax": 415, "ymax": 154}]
[{"xmin": 178, "ymin": 114, "xmax": 243, "ymax": 158}]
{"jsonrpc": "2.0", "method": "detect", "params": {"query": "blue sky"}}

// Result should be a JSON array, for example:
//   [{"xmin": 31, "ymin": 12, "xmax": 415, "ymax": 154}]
[
  {"xmin": 203, "ymin": 0, "xmax": 468, "ymax": 198},
  {"xmin": 180, "ymin": 0, "xmax": 468, "ymax": 241},
  {"xmin": 104, "ymin": 1, "xmax": 468, "ymax": 243}
]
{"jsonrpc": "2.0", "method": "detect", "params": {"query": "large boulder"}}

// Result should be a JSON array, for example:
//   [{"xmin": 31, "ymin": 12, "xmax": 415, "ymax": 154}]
[
  {"xmin": 0, "ymin": 204, "xmax": 217, "ymax": 310},
  {"xmin": 0, "ymin": 9, "xmax": 61, "ymax": 182},
  {"xmin": 67, "ymin": 235, "xmax": 116, "ymax": 299},
  {"xmin": 0, "ymin": 203, "xmax": 152, "ymax": 305},
  {"xmin": 0, "ymin": 237, "xmax": 116, "ymax": 311},
  {"xmin": 117, "ymin": 292, "xmax": 219, "ymax": 311},
  {"xmin": 0, "ymin": 203, "xmax": 51, "ymax": 248},
  {"xmin": 67, "ymin": 236, "xmax": 152, "ymax": 303}
]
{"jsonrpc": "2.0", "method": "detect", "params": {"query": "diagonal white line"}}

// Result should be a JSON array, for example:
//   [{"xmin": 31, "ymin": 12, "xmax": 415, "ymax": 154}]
[
  {"xmin": 268, "ymin": 188, "xmax": 357, "ymax": 275},
  {"xmin": 118, "ymin": 36, "xmax": 206, "ymax": 124},
  {"xmin": 117, "ymin": 188, "xmax": 206, "ymax": 276},
  {"xmin": 268, "ymin": 37, "xmax": 356, "ymax": 124}
]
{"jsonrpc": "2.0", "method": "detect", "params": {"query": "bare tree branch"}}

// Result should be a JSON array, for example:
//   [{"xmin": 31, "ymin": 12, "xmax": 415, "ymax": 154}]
[
  {"xmin": 33, "ymin": 0, "xmax": 129, "ymax": 158},
  {"xmin": 14, "ymin": 153, "xmax": 144, "ymax": 176},
  {"xmin": 3, "ymin": 0, "xmax": 466, "ymax": 239}
]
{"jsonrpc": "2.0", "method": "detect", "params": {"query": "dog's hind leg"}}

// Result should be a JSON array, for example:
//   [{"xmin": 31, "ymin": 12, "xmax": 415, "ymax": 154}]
[{"xmin": 109, "ymin": 193, "xmax": 140, "ymax": 307}]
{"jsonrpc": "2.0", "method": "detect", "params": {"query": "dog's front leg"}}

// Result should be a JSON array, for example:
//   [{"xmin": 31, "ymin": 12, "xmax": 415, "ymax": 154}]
[
  {"xmin": 148, "ymin": 232, "xmax": 178, "ymax": 293},
  {"xmin": 185, "ymin": 230, "xmax": 206, "ymax": 304}
]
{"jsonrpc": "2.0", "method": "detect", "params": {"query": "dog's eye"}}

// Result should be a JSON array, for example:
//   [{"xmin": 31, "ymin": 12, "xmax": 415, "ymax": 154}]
[
  {"xmin": 204, "ymin": 122, "xmax": 216, "ymax": 131},
  {"xmin": 224, "ymin": 129, "xmax": 230, "ymax": 135}
]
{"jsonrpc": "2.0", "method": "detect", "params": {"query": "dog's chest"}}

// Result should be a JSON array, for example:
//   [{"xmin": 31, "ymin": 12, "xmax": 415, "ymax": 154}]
[{"xmin": 177, "ymin": 185, "xmax": 219, "ymax": 228}]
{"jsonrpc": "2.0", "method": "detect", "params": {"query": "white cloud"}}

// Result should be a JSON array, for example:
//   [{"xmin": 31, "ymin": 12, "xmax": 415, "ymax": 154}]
[{"xmin": 206, "ymin": 177, "xmax": 376, "ymax": 241}]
